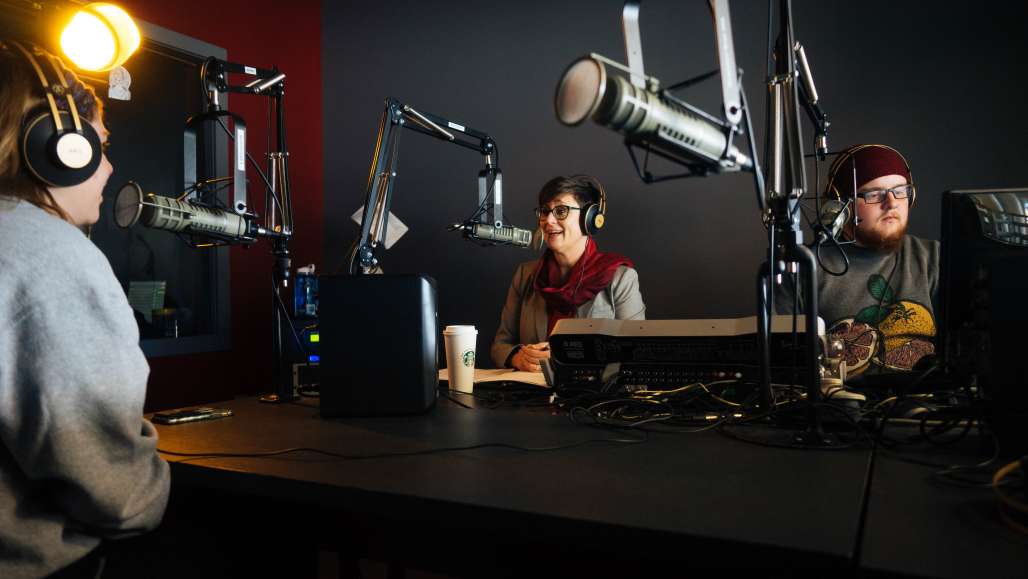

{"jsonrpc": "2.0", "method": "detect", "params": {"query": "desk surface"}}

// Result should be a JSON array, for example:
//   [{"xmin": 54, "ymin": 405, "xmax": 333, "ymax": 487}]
[
  {"xmin": 156, "ymin": 397, "xmax": 872, "ymax": 568},
  {"xmin": 861, "ymin": 441, "xmax": 1028, "ymax": 579}
]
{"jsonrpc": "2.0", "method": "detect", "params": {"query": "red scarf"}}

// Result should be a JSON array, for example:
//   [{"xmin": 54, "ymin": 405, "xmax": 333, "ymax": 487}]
[{"xmin": 533, "ymin": 237, "xmax": 634, "ymax": 335}]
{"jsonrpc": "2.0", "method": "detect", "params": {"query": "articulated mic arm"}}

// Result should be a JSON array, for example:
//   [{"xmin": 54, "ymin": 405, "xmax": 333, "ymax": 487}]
[{"xmin": 348, "ymin": 97, "xmax": 506, "ymax": 275}]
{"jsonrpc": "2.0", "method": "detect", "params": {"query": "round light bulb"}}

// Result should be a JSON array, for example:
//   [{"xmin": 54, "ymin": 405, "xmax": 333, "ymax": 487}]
[{"xmin": 59, "ymin": 3, "xmax": 141, "ymax": 72}]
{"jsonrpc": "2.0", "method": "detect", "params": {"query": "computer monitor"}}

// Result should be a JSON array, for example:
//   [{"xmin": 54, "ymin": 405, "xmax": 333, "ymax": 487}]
[{"xmin": 938, "ymin": 188, "xmax": 1028, "ymax": 455}]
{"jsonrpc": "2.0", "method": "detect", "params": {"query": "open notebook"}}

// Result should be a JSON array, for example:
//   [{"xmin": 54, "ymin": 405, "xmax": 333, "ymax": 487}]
[{"xmin": 437, "ymin": 368, "xmax": 549, "ymax": 388}]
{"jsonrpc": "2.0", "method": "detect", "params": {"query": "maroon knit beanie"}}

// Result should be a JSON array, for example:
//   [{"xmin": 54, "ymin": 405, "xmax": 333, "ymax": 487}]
[{"xmin": 826, "ymin": 145, "xmax": 911, "ymax": 199}]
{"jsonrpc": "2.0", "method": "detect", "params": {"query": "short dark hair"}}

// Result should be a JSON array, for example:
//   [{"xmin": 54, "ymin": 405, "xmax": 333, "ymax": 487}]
[{"xmin": 537, "ymin": 174, "xmax": 602, "ymax": 208}]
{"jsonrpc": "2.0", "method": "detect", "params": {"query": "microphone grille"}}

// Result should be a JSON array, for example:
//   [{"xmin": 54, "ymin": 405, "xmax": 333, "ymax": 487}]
[
  {"xmin": 556, "ymin": 58, "xmax": 605, "ymax": 126},
  {"xmin": 113, "ymin": 181, "xmax": 144, "ymax": 228}
]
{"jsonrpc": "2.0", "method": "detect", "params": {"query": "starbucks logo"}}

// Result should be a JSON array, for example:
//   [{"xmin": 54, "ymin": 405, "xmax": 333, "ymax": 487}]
[{"xmin": 462, "ymin": 350, "xmax": 475, "ymax": 367}]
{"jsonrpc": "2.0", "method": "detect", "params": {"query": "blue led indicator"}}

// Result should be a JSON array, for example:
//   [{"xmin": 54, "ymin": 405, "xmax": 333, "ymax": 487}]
[{"xmin": 309, "ymin": 355, "xmax": 320, "ymax": 363}]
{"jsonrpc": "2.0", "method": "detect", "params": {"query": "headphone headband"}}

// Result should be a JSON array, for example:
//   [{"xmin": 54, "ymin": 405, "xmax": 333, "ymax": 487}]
[
  {"xmin": 825, "ymin": 143, "xmax": 915, "ymax": 202},
  {"xmin": 7, "ymin": 40, "xmax": 101, "ymax": 187},
  {"xmin": 8, "ymin": 42, "xmax": 82, "ymax": 134}
]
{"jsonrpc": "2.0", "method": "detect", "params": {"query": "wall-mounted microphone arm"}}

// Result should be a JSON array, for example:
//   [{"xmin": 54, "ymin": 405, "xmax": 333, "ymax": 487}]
[
  {"xmin": 400, "ymin": 105, "xmax": 503, "ymax": 225},
  {"xmin": 202, "ymin": 57, "xmax": 285, "ymax": 96},
  {"xmin": 622, "ymin": 1, "xmax": 648, "ymax": 90},
  {"xmin": 197, "ymin": 57, "xmax": 293, "ymax": 236},
  {"xmin": 349, "ymin": 98, "xmax": 504, "ymax": 274},
  {"xmin": 400, "ymin": 105, "xmax": 498, "ymax": 162},
  {"xmin": 794, "ymin": 41, "xmax": 829, "ymax": 160},
  {"xmin": 711, "ymin": 0, "xmax": 742, "ymax": 128},
  {"xmin": 193, "ymin": 56, "xmax": 298, "ymax": 403}
]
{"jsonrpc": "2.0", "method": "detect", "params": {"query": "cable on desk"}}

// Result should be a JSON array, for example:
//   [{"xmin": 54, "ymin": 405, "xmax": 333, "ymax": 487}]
[
  {"xmin": 865, "ymin": 396, "xmax": 978, "ymax": 449},
  {"xmin": 917, "ymin": 406, "xmax": 975, "ymax": 446},
  {"xmin": 556, "ymin": 379, "xmax": 757, "ymax": 433},
  {"xmin": 157, "ymin": 432, "xmax": 646, "ymax": 463},
  {"xmin": 993, "ymin": 456, "xmax": 1028, "ymax": 535},
  {"xmin": 869, "ymin": 363, "xmax": 943, "ymax": 446},
  {"xmin": 872, "ymin": 428, "xmax": 1006, "ymax": 488},
  {"xmin": 714, "ymin": 399, "xmax": 875, "ymax": 450}
]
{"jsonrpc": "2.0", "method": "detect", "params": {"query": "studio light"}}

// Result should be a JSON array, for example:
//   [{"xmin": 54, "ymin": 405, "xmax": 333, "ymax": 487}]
[{"xmin": 59, "ymin": 2, "xmax": 139, "ymax": 72}]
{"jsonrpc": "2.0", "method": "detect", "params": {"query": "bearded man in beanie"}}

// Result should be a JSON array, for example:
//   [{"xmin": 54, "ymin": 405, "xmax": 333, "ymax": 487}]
[{"xmin": 781, "ymin": 144, "xmax": 939, "ymax": 377}]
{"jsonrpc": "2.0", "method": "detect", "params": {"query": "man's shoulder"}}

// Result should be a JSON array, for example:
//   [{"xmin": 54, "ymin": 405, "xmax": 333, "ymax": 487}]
[
  {"xmin": 904, "ymin": 234, "xmax": 940, "ymax": 251},
  {"xmin": 902, "ymin": 235, "xmax": 941, "ymax": 264}
]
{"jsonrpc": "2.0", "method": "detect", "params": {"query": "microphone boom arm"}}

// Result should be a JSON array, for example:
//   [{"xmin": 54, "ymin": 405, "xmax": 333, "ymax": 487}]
[
  {"xmin": 198, "ymin": 56, "xmax": 299, "ymax": 405},
  {"xmin": 349, "ymin": 98, "xmax": 506, "ymax": 274}
]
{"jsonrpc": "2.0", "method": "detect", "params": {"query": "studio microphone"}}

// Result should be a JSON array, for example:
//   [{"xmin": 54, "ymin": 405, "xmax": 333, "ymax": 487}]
[
  {"xmin": 555, "ymin": 55, "xmax": 752, "ymax": 171},
  {"xmin": 814, "ymin": 199, "xmax": 851, "ymax": 244},
  {"xmin": 457, "ymin": 222, "xmax": 532, "ymax": 248},
  {"xmin": 113, "ymin": 181, "xmax": 263, "ymax": 244}
]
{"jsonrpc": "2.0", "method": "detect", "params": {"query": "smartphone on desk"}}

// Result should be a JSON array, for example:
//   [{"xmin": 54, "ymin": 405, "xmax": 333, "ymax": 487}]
[{"xmin": 152, "ymin": 407, "xmax": 233, "ymax": 425}]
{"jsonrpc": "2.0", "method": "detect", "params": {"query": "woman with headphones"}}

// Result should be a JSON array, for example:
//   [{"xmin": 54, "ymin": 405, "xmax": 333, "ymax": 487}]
[
  {"xmin": 0, "ymin": 43, "xmax": 169, "ymax": 577},
  {"xmin": 491, "ymin": 174, "xmax": 645, "ymax": 372}
]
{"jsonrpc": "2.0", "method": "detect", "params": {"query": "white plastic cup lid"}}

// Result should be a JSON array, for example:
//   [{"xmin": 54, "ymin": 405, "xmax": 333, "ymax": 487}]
[{"xmin": 443, "ymin": 325, "xmax": 477, "ymax": 334}]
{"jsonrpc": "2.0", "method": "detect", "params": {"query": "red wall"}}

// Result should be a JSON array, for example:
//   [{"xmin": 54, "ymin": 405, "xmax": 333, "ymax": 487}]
[{"xmin": 118, "ymin": 1, "xmax": 323, "ymax": 410}]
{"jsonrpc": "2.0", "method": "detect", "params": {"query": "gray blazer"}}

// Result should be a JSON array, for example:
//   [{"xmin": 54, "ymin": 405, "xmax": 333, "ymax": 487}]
[{"xmin": 490, "ymin": 261, "xmax": 646, "ymax": 367}]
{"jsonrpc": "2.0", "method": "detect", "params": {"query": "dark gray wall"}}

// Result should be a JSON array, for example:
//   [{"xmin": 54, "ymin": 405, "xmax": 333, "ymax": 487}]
[{"xmin": 323, "ymin": 0, "xmax": 1028, "ymax": 366}]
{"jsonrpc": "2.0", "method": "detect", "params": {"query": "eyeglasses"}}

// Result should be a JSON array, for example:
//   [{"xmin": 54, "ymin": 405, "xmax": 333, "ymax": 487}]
[
  {"xmin": 856, "ymin": 184, "xmax": 914, "ymax": 204},
  {"xmin": 534, "ymin": 205, "xmax": 581, "ymax": 220}
]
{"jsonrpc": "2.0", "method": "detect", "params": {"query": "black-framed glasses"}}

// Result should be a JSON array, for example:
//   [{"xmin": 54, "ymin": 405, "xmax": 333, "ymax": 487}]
[
  {"xmin": 534, "ymin": 205, "xmax": 581, "ymax": 220},
  {"xmin": 856, "ymin": 184, "xmax": 914, "ymax": 204}
]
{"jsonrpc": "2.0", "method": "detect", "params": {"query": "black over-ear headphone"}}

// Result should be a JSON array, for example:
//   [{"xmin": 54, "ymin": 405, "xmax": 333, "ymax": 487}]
[
  {"xmin": 579, "ymin": 176, "xmax": 607, "ymax": 236},
  {"xmin": 10, "ymin": 41, "xmax": 101, "ymax": 188},
  {"xmin": 824, "ymin": 143, "xmax": 917, "ymax": 209}
]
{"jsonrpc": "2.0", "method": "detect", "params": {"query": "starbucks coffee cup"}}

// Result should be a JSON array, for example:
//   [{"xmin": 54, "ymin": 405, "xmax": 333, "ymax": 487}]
[{"xmin": 443, "ymin": 325, "xmax": 477, "ymax": 393}]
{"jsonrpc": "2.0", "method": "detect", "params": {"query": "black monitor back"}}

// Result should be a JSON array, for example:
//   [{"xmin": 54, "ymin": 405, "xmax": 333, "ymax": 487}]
[
  {"xmin": 318, "ymin": 274, "xmax": 438, "ymax": 417},
  {"xmin": 939, "ymin": 189, "xmax": 1028, "ymax": 454}
]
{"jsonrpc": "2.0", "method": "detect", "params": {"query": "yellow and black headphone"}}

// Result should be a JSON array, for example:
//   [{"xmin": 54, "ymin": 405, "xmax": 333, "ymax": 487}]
[
  {"xmin": 8, "ymin": 41, "xmax": 101, "ymax": 188},
  {"xmin": 579, "ymin": 175, "xmax": 607, "ymax": 236},
  {"xmin": 824, "ymin": 143, "xmax": 917, "ymax": 209}
]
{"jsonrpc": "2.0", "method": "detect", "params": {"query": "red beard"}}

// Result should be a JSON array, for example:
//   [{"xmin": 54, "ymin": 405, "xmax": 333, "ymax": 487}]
[{"xmin": 855, "ymin": 217, "xmax": 907, "ymax": 252}]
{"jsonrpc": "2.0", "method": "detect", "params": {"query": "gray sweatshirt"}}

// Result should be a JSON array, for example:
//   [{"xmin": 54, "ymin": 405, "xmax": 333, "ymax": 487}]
[
  {"xmin": 0, "ymin": 198, "xmax": 170, "ymax": 578},
  {"xmin": 778, "ymin": 235, "xmax": 940, "ymax": 376}
]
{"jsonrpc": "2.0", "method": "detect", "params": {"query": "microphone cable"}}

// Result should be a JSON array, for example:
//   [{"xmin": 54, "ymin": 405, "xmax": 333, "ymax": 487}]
[
  {"xmin": 809, "ymin": 135, "xmax": 851, "ymax": 276},
  {"xmin": 815, "ymin": 234, "xmax": 851, "ymax": 277}
]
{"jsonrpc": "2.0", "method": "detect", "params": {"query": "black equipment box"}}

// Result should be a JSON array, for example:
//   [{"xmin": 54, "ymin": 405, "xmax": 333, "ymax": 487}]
[{"xmin": 318, "ymin": 274, "xmax": 438, "ymax": 417}]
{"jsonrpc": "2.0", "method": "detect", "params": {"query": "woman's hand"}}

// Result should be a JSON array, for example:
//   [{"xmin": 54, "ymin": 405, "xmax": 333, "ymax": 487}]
[{"xmin": 511, "ymin": 342, "xmax": 551, "ymax": 373}]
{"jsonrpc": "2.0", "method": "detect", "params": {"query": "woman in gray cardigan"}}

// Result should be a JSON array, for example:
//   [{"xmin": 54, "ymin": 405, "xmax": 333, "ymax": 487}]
[
  {"xmin": 491, "ymin": 175, "xmax": 645, "ymax": 371},
  {"xmin": 0, "ymin": 43, "xmax": 169, "ymax": 578}
]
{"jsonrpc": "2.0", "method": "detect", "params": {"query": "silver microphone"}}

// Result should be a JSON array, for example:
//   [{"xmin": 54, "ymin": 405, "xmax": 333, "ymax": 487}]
[
  {"xmin": 460, "ymin": 222, "xmax": 532, "ymax": 248},
  {"xmin": 555, "ymin": 55, "xmax": 752, "ymax": 171},
  {"xmin": 816, "ymin": 199, "xmax": 850, "ymax": 243},
  {"xmin": 113, "ymin": 181, "xmax": 256, "ymax": 243}
]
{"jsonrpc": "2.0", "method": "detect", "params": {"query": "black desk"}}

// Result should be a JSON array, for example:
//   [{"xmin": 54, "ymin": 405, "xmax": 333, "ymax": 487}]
[
  {"xmin": 155, "ymin": 397, "xmax": 872, "ymax": 575},
  {"xmin": 860, "ymin": 440, "xmax": 1028, "ymax": 579}
]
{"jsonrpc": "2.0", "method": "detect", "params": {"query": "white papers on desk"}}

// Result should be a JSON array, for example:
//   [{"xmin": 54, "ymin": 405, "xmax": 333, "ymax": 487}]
[{"xmin": 437, "ymin": 368, "xmax": 549, "ymax": 388}]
